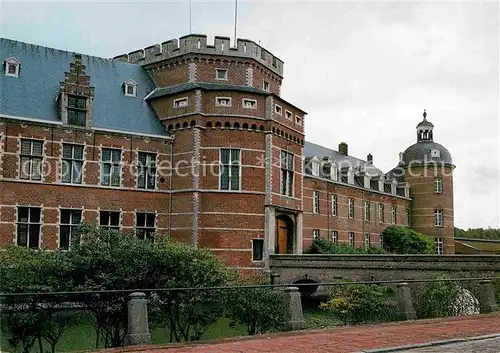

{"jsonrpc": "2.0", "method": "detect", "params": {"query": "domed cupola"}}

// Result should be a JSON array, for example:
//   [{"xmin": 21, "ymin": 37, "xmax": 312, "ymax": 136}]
[{"xmin": 402, "ymin": 110, "xmax": 454, "ymax": 167}]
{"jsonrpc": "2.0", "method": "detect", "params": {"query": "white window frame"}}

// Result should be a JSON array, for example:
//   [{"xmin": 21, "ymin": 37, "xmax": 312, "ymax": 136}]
[
  {"xmin": 275, "ymin": 104, "xmax": 282, "ymax": 115},
  {"xmin": 135, "ymin": 212, "xmax": 156, "ymax": 241},
  {"xmin": 313, "ymin": 190, "xmax": 320, "ymax": 214},
  {"xmin": 331, "ymin": 194, "xmax": 337, "ymax": 216},
  {"xmin": 364, "ymin": 233, "xmax": 371, "ymax": 248},
  {"xmin": 215, "ymin": 68, "xmax": 228, "ymax": 80},
  {"xmin": 263, "ymin": 80, "xmax": 270, "ymax": 91},
  {"xmin": 59, "ymin": 208, "xmax": 83, "ymax": 250},
  {"xmin": 295, "ymin": 115, "xmax": 302, "ymax": 125},
  {"xmin": 313, "ymin": 229, "xmax": 320, "ymax": 240},
  {"xmin": 348, "ymin": 198, "xmax": 354, "ymax": 219},
  {"xmin": 391, "ymin": 206, "xmax": 397, "ymax": 224},
  {"xmin": 61, "ymin": 143, "xmax": 84, "ymax": 184},
  {"xmin": 434, "ymin": 177, "xmax": 443, "ymax": 193},
  {"xmin": 137, "ymin": 151, "xmax": 157, "ymax": 190},
  {"xmin": 280, "ymin": 150, "xmax": 294, "ymax": 197},
  {"xmin": 378, "ymin": 203, "xmax": 384, "ymax": 223},
  {"xmin": 215, "ymin": 97, "xmax": 232, "ymax": 107},
  {"xmin": 124, "ymin": 80, "xmax": 137, "ymax": 97},
  {"xmin": 348, "ymin": 232, "xmax": 355, "ymax": 247},
  {"xmin": 219, "ymin": 148, "xmax": 241, "ymax": 191},
  {"xmin": 5, "ymin": 57, "xmax": 20, "ymax": 77},
  {"xmin": 332, "ymin": 231, "xmax": 338, "ymax": 244},
  {"xmin": 435, "ymin": 237, "xmax": 444, "ymax": 255},
  {"xmin": 285, "ymin": 110, "xmax": 293, "ymax": 120},
  {"xmin": 311, "ymin": 161, "xmax": 320, "ymax": 176},
  {"xmin": 20, "ymin": 139, "xmax": 44, "ymax": 181},
  {"xmin": 173, "ymin": 97, "xmax": 188, "ymax": 108},
  {"xmin": 16, "ymin": 206, "xmax": 41, "ymax": 248},
  {"xmin": 99, "ymin": 210, "xmax": 121, "ymax": 231},
  {"xmin": 364, "ymin": 201, "xmax": 370, "ymax": 221},
  {"xmin": 101, "ymin": 148, "xmax": 122, "ymax": 187},
  {"xmin": 435, "ymin": 209, "xmax": 444, "ymax": 227},
  {"xmin": 242, "ymin": 98, "xmax": 257, "ymax": 109}
]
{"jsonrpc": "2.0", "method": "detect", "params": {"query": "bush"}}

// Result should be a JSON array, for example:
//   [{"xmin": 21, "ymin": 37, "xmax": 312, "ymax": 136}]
[
  {"xmin": 381, "ymin": 226, "xmax": 434, "ymax": 254},
  {"xmin": 319, "ymin": 283, "xmax": 396, "ymax": 325},
  {"xmin": 226, "ymin": 277, "xmax": 285, "ymax": 335},
  {"xmin": 306, "ymin": 238, "xmax": 386, "ymax": 255}
]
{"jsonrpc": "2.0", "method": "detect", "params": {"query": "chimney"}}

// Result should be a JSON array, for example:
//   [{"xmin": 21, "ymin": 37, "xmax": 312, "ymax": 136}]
[
  {"xmin": 367, "ymin": 153, "xmax": 373, "ymax": 164},
  {"xmin": 338, "ymin": 142, "xmax": 348, "ymax": 156}
]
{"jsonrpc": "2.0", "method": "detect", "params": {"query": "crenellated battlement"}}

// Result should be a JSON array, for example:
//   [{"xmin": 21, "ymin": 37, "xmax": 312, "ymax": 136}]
[{"xmin": 112, "ymin": 34, "xmax": 284, "ymax": 76}]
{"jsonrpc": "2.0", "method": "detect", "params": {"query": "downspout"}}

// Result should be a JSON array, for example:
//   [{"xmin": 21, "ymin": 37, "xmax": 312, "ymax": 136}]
[
  {"xmin": 167, "ymin": 135, "xmax": 175, "ymax": 241},
  {"xmin": 327, "ymin": 181, "xmax": 330, "ymax": 241},
  {"xmin": 362, "ymin": 189, "xmax": 365, "ymax": 247}
]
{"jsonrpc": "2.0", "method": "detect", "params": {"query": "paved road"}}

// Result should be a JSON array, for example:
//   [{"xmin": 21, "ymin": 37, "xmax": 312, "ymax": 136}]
[
  {"xmin": 399, "ymin": 337, "xmax": 500, "ymax": 352},
  {"xmin": 112, "ymin": 313, "xmax": 500, "ymax": 353}
]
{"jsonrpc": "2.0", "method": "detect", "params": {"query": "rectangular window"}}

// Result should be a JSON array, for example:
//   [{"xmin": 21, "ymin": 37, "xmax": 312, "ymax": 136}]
[
  {"xmin": 378, "ymin": 203, "xmax": 384, "ymax": 223},
  {"xmin": 101, "ymin": 148, "xmax": 121, "ymax": 187},
  {"xmin": 364, "ymin": 201, "xmax": 370, "ymax": 221},
  {"xmin": 17, "ymin": 207, "xmax": 41, "ymax": 248},
  {"xmin": 136, "ymin": 212, "xmax": 156, "ymax": 241},
  {"xmin": 216, "ymin": 97, "xmax": 232, "ymax": 107},
  {"xmin": 406, "ymin": 208, "xmax": 411, "ymax": 226},
  {"xmin": 313, "ymin": 191, "xmax": 320, "ymax": 214},
  {"xmin": 99, "ymin": 210, "xmax": 120, "ymax": 231},
  {"xmin": 7, "ymin": 63, "xmax": 18, "ymax": 76},
  {"xmin": 61, "ymin": 144, "xmax": 84, "ymax": 184},
  {"xmin": 434, "ymin": 177, "xmax": 443, "ymax": 193},
  {"xmin": 295, "ymin": 115, "xmax": 302, "ymax": 125},
  {"xmin": 331, "ymin": 194, "xmax": 338, "ymax": 216},
  {"xmin": 275, "ymin": 104, "xmax": 282, "ymax": 115},
  {"xmin": 435, "ymin": 237, "xmax": 444, "ymax": 255},
  {"xmin": 67, "ymin": 95, "xmax": 87, "ymax": 126},
  {"xmin": 348, "ymin": 198, "xmax": 355, "ymax": 219},
  {"xmin": 332, "ymin": 231, "xmax": 338, "ymax": 244},
  {"xmin": 285, "ymin": 110, "xmax": 293, "ymax": 120},
  {"xmin": 59, "ymin": 209, "xmax": 82, "ymax": 250},
  {"xmin": 125, "ymin": 83, "xmax": 136, "ymax": 97},
  {"xmin": 364, "ymin": 233, "xmax": 371, "ymax": 248},
  {"xmin": 173, "ymin": 97, "xmax": 188, "ymax": 108},
  {"xmin": 435, "ymin": 209, "xmax": 444, "ymax": 227},
  {"xmin": 215, "ymin": 69, "xmax": 228, "ymax": 80},
  {"xmin": 243, "ymin": 99, "xmax": 257, "ymax": 109},
  {"xmin": 138, "ymin": 152, "xmax": 157, "ymax": 190},
  {"xmin": 263, "ymin": 81, "xmax": 270, "ymax": 91},
  {"xmin": 380, "ymin": 235, "xmax": 384, "ymax": 248},
  {"xmin": 348, "ymin": 232, "xmax": 355, "ymax": 247},
  {"xmin": 280, "ymin": 151, "xmax": 294, "ymax": 197},
  {"xmin": 252, "ymin": 239, "xmax": 264, "ymax": 261},
  {"xmin": 391, "ymin": 206, "xmax": 397, "ymax": 224},
  {"xmin": 313, "ymin": 229, "xmax": 320, "ymax": 240},
  {"xmin": 220, "ymin": 149, "xmax": 241, "ymax": 191},
  {"xmin": 20, "ymin": 139, "xmax": 43, "ymax": 180}
]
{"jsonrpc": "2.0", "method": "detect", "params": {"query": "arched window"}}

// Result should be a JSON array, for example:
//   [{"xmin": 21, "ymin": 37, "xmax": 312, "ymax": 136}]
[
  {"xmin": 251, "ymin": 124, "xmax": 257, "ymax": 131},
  {"xmin": 224, "ymin": 122, "xmax": 231, "ymax": 129},
  {"xmin": 243, "ymin": 123, "xmax": 249, "ymax": 130},
  {"xmin": 285, "ymin": 133, "xmax": 289, "ymax": 139},
  {"xmin": 167, "ymin": 124, "xmax": 173, "ymax": 131},
  {"xmin": 206, "ymin": 122, "xmax": 213, "ymax": 129},
  {"xmin": 260, "ymin": 125, "xmax": 265, "ymax": 131},
  {"xmin": 182, "ymin": 121, "xmax": 188, "ymax": 128},
  {"xmin": 293, "ymin": 136, "xmax": 296, "ymax": 143},
  {"xmin": 190, "ymin": 120, "xmax": 196, "ymax": 127},
  {"xmin": 215, "ymin": 121, "xmax": 222, "ymax": 128},
  {"xmin": 272, "ymin": 127, "xmax": 276, "ymax": 133},
  {"xmin": 234, "ymin": 122, "xmax": 240, "ymax": 129},
  {"xmin": 175, "ymin": 123, "xmax": 180, "ymax": 129}
]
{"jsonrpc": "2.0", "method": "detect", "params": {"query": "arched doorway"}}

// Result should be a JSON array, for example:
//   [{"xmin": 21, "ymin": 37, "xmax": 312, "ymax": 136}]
[{"xmin": 275, "ymin": 215, "xmax": 294, "ymax": 254}]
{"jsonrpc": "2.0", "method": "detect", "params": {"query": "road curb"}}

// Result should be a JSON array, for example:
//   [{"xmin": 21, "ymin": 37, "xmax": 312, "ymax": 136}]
[{"xmin": 356, "ymin": 333, "xmax": 500, "ymax": 352}]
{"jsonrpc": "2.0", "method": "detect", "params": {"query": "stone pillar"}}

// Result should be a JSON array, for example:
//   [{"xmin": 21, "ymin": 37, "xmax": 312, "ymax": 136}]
[
  {"xmin": 283, "ymin": 287, "xmax": 305, "ymax": 331},
  {"xmin": 478, "ymin": 280, "xmax": 499, "ymax": 314},
  {"xmin": 395, "ymin": 282, "xmax": 416, "ymax": 320},
  {"xmin": 124, "ymin": 292, "xmax": 151, "ymax": 346}
]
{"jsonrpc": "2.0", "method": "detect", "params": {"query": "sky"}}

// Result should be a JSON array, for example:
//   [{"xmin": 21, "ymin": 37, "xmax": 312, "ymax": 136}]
[{"xmin": 1, "ymin": 0, "xmax": 499, "ymax": 229}]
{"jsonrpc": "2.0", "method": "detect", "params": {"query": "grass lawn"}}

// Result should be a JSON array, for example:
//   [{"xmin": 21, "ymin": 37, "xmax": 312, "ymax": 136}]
[{"xmin": 1, "ymin": 317, "xmax": 247, "ymax": 353}]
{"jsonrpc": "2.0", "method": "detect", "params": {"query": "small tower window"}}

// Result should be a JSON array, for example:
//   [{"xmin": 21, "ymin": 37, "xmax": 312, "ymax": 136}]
[
  {"xmin": 67, "ymin": 95, "xmax": 88, "ymax": 127},
  {"xmin": 123, "ymin": 80, "xmax": 137, "ymax": 97},
  {"xmin": 4, "ymin": 57, "xmax": 20, "ymax": 77},
  {"xmin": 275, "ymin": 104, "xmax": 282, "ymax": 115},
  {"xmin": 216, "ymin": 97, "xmax": 232, "ymax": 107},
  {"xmin": 263, "ymin": 80, "xmax": 270, "ymax": 91},
  {"xmin": 243, "ymin": 99, "xmax": 257, "ymax": 109},
  {"xmin": 295, "ymin": 115, "xmax": 302, "ymax": 125},
  {"xmin": 285, "ymin": 110, "xmax": 293, "ymax": 120},
  {"xmin": 434, "ymin": 177, "xmax": 443, "ymax": 193},
  {"xmin": 215, "ymin": 69, "xmax": 228, "ymax": 80},
  {"xmin": 174, "ymin": 97, "xmax": 188, "ymax": 108}
]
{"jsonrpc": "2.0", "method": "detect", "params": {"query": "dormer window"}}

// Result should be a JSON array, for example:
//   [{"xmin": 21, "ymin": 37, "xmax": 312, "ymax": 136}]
[
  {"xmin": 67, "ymin": 95, "xmax": 87, "ymax": 127},
  {"xmin": 215, "ymin": 69, "xmax": 228, "ymax": 80},
  {"xmin": 311, "ymin": 161, "xmax": 320, "ymax": 176},
  {"xmin": 4, "ymin": 57, "xmax": 20, "ymax": 77},
  {"xmin": 216, "ymin": 97, "xmax": 232, "ymax": 107},
  {"xmin": 124, "ymin": 80, "xmax": 137, "ymax": 97}
]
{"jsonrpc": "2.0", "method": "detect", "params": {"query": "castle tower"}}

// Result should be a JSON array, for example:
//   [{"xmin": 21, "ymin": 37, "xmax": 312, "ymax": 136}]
[
  {"xmin": 114, "ymin": 35, "xmax": 306, "ymax": 273},
  {"xmin": 402, "ymin": 110, "xmax": 455, "ymax": 254}
]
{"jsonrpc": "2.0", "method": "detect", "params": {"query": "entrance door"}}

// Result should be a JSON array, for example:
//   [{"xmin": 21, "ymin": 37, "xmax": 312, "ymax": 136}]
[{"xmin": 276, "ymin": 218, "xmax": 288, "ymax": 254}]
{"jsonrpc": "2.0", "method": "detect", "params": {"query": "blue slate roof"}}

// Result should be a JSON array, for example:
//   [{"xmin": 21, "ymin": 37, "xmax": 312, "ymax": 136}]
[{"xmin": 0, "ymin": 38, "xmax": 167, "ymax": 136}]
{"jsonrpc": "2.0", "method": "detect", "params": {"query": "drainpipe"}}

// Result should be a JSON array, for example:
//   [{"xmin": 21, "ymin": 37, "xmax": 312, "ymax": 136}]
[
  {"xmin": 362, "ymin": 190, "xmax": 365, "ymax": 247},
  {"xmin": 327, "ymin": 182, "xmax": 331, "ymax": 240},
  {"xmin": 167, "ymin": 135, "xmax": 175, "ymax": 241}
]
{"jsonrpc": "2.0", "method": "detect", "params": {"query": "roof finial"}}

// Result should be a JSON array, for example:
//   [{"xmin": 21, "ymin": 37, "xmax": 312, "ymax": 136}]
[{"xmin": 423, "ymin": 109, "xmax": 427, "ymax": 119}]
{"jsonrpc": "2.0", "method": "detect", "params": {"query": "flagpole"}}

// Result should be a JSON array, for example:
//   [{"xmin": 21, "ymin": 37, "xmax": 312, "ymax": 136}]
[
  {"xmin": 234, "ymin": 0, "xmax": 238, "ymax": 46},
  {"xmin": 189, "ymin": 0, "xmax": 192, "ymax": 33}
]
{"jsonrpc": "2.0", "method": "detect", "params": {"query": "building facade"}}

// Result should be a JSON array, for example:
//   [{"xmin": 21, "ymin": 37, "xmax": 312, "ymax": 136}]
[{"xmin": 0, "ymin": 35, "xmax": 455, "ymax": 275}]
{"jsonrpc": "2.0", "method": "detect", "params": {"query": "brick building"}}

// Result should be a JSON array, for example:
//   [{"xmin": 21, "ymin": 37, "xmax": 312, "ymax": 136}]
[{"xmin": 0, "ymin": 34, "xmax": 455, "ymax": 274}]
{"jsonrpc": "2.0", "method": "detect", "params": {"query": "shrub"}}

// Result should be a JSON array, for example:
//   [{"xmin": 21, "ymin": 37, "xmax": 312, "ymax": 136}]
[
  {"xmin": 381, "ymin": 226, "xmax": 434, "ymax": 254},
  {"xmin": 226, "ymin": 277, "xmax": 285, "ymax": 335},
  {"xmin": 307, "ymin": 238, "xmax": 386, "ymax": 255},
  {"xmin": 319, "ymin": 283, "xmax": 396, "ymax": 325}
]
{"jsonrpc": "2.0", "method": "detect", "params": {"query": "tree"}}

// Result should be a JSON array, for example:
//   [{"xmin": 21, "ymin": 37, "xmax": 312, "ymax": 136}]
[
  {"xmin": 455, "ymin": 227, "xmax": 500, "ymax": 240},
  {"xmin": 381, "ymin": 226, "xmax": 434, "ymax": 254},
  {"xmin": 306, "ymin": 238, "xmax": 386, "ymax": 255}
]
